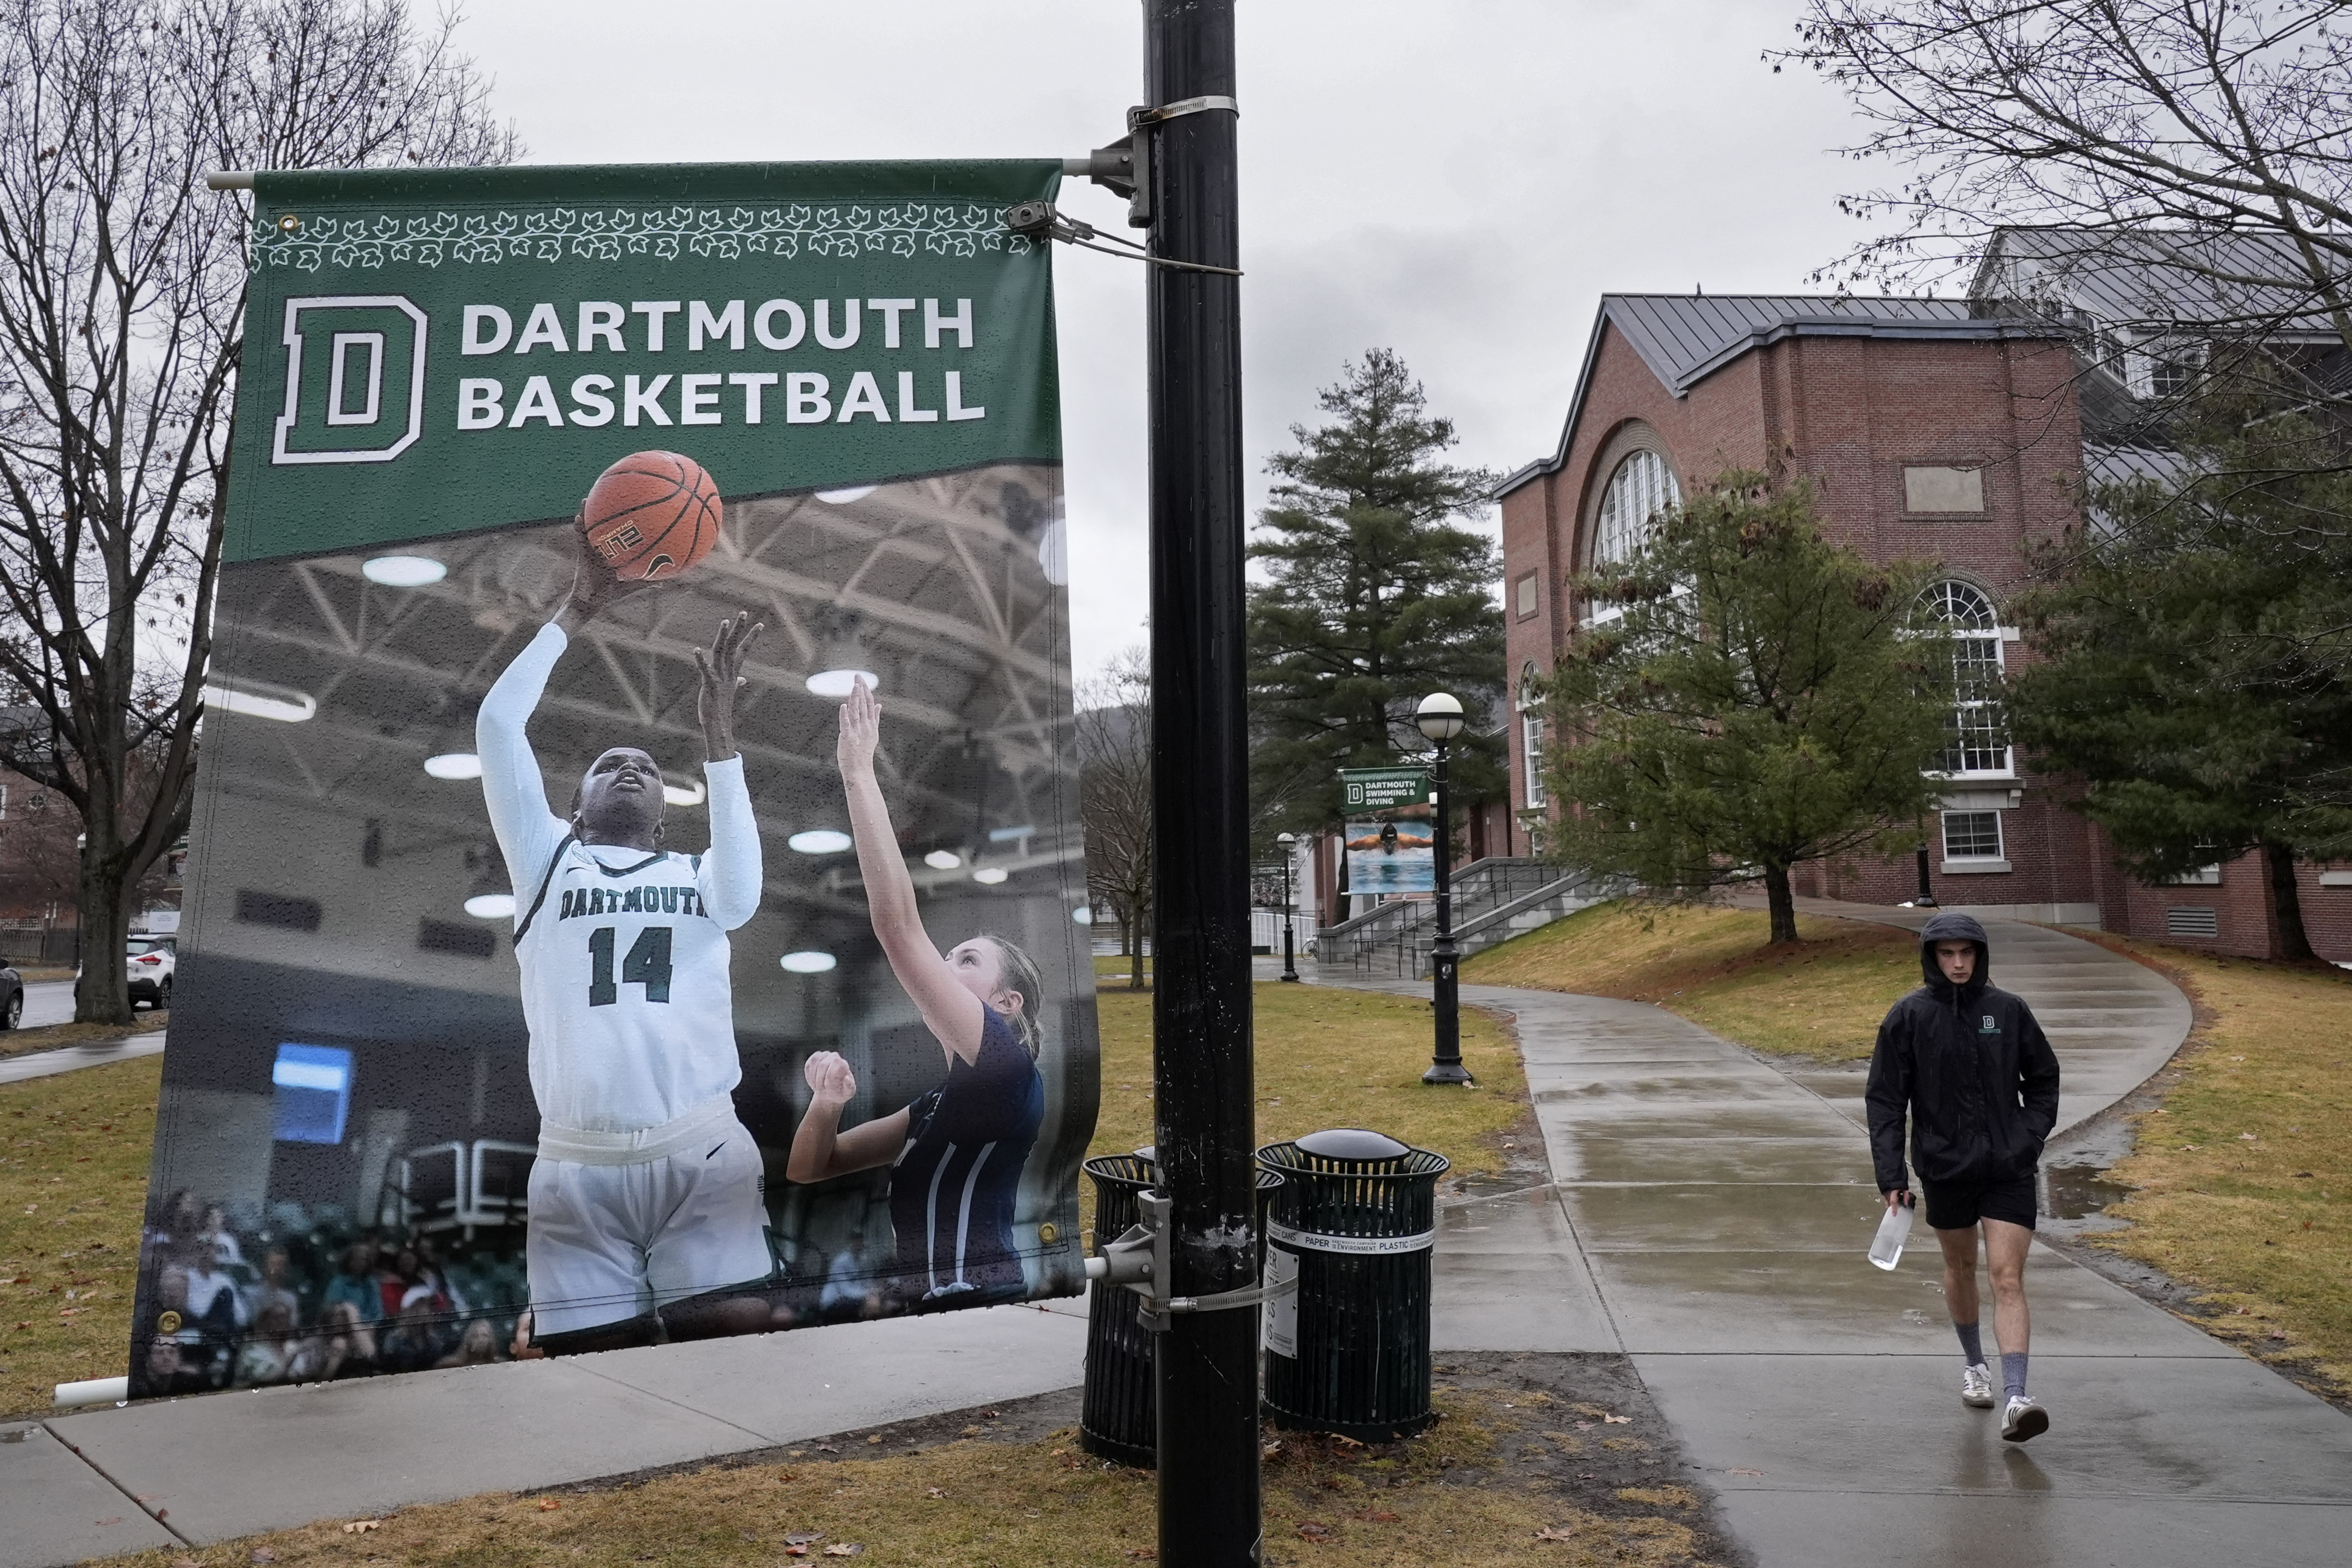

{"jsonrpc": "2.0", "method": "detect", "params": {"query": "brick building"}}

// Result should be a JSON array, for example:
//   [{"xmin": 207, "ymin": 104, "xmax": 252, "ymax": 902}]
[{"xmin": 1495, "ymin": 288, "xmax": 2351, "ymax": 962}]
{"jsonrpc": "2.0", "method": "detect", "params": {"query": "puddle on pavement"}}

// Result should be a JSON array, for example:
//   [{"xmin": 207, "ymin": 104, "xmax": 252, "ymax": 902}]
[{"xmin": 2043, "ymin": 1162, "xmax": 2133, "ymax": 1219}]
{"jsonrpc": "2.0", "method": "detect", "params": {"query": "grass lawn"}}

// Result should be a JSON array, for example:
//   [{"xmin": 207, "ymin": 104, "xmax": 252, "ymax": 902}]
[
  {"xmin": 2074, "ymin": 937, "xmax": 2352, "ymax": 1397},
  {"xmin": 1, "ymin": 1056, "xmax": 159, "ymax": 1420},
  {"xmin": 1089, "ymin": 980, "xmax": 1525, "ymax": 1177},
  {"xmin": 1463, "ymin": 900, "xmax": 1920, "ymax": 1062}
]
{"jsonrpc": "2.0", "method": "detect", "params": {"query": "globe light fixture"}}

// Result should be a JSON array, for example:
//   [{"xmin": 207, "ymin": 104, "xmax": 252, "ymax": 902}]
[
  {"xmin": 463, "ymin": 893, "xmax": 516, "ymax": 920},
  {"xmin": 815, "ymin": 485, "xmax": 878, "ymax": 504},
  {"xmin": 424, "ymin": 752, "xmax": 482, "ymax": 780},
  {"xmin": 789, "ymin": 829, "xmax": 854, "ymax": 855},
  {"xmin": 972, "ymin": 867, "xmax": 1009, "ymax": 885},
  {"xmin": 361, "ymin": 555, "xmax": 448, "ymax": 587},
  {"xmin": 923, "ymin": 849, "xmax": 963, "ymax": 870},
  {"xmin": 1414, "ymin": 690, "xmax": 1466, "ymax": 744},
  {"xmin": 780, "ymin": 951, "xmax": 838, "ymax": 974}
]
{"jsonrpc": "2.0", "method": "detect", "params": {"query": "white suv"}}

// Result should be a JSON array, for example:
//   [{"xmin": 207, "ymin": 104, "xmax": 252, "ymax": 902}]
[{"xmin": 126, "ymin": 935, "xmax": 175, "ymax": 1010}]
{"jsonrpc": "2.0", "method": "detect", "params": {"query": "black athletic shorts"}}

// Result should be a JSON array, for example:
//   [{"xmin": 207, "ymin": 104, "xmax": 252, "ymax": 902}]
[{"xmin": 1921, "ymin": 1171, "xmax": 2038, "ymax": 1232}]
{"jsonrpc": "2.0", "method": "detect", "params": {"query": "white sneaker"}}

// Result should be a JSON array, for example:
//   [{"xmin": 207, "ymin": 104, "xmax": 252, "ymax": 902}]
[
  {"xmin": 1961, "ymin": 1364, "xmax": 1996, "ymax": 1409},
  {"xmin": 2001, "ymin": 1395, "xmax": 2049, "ymax": 1442}
]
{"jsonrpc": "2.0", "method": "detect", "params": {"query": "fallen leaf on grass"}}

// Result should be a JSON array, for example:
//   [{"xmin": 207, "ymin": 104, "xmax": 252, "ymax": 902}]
[
  {"xmin": 536, "ymin": 1499, "xmax": 560, "ymax": 1511},
  {"xmin": 784, "ymin": 1533, "xmax": 825, "ymax": 1546},
  {"xmin": 1261, "ymin": 1441, "xmax": 1282, "ymax": 1459},
  {"xmin": 1602, "ymin": 1414, "xmax": 1630, "ymax": 1424},
  {"xmin": 1127, "ymin": 1550, "xmax": 1158, "ymax": 1561},
  {"xmin": 342, "ymin": 1519, "xmax": 381, "ymax": 1534},
  {"xmin": 1296, "ymin": 1521, "xmax": 1333, "ymax": 1541},
  {"xmin": 784, "ymin": 1549, "xmax": 808, "ymax": 1559},
  {"xmin": 925, "ymin": 1486, "xmax": 946, "ymax": 1499},
  {"xmin": 1535, "ymin": 1526, "xmax": 1576, "ymax": 1542},
  {"xmin": 1360, "ymin": 1509, "xmax": 1400, "ymax": 1523},
  {"xmin": 823, "ymin": 1545, "xmax": 864, "ymax": 1557},
  {"xmin": 814, "ymin": 1443, "xmax": 841, "ymax": 1454},
  {"xmin": 865, "ymin": 1435, "xmax": 883, "ymax": 1445},
  {"xmin": 251, "ymin": 1552, "xmax": 277, "ymax": 1564}
]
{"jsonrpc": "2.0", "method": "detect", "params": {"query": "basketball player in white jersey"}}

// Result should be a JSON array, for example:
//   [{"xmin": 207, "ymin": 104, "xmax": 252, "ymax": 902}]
[{"xmin": 477, "ymin": 551, "xmax": 771, "ymax": 1355}]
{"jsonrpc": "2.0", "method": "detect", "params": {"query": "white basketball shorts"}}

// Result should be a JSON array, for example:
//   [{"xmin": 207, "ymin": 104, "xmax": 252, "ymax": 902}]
[{"xmin": 525, "ymin": 1111, "xmax": 771, "ymax": 1337}]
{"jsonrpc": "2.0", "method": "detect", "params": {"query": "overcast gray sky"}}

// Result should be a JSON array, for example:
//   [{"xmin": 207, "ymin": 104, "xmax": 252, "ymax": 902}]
[{"xmin": 459, "ymin": 0, "xmax": 1875, "ymax": 680}]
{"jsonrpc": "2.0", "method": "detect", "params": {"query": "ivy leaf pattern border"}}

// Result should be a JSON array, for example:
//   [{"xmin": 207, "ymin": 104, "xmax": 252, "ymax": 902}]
[{"xmin": 252, "ymin": 203, "xmax": 1033, "ymax": 274}]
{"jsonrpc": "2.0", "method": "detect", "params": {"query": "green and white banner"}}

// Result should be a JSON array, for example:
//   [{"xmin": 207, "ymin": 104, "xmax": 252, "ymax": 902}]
[{"xmin": 134, "ymin": 162, "xmax": 1099, "ymax": 1395}]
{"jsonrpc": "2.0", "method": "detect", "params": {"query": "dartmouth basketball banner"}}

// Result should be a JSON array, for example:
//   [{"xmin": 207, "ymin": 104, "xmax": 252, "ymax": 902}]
[{"xmin": 128, "ymin": 161, "xmax": 1100, "ymax": 1395}]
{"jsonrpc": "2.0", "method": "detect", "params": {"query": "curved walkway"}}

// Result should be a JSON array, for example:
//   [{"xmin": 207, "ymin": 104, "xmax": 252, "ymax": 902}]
[{"xmin": 1367, "ymin": 910, "xmax": 2351, "ymax": 1567}]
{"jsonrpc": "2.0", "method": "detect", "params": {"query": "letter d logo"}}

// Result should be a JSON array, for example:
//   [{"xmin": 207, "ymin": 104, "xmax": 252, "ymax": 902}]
[{"xmin": 271, "ymin": 295, "xmax": 429, "ymax": 465}]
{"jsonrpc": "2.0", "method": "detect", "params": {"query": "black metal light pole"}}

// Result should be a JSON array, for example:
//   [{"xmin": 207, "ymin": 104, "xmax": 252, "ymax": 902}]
[
  {"xmin": 1141, "ymin": 2, "xmax": 1256, "ymax": 1563},
  {"xmin": 1277, "ymin": 831, "xmax": 1300, "ymax": 981},
  {"xmin": 1913, "ymin": 842, "xmax": 1939, "ymax": 909},
  {"xmin": 1417, "ymin": 693, "xmax": 1472, "ymax": 1085}
]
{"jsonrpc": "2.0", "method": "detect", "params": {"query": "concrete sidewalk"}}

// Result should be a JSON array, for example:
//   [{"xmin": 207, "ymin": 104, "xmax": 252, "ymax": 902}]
[
  {"xmin": 1405, "ymin": 910, "xmax": 2352, "ymax": 1565},
  {"xmin": 3, "ymin": 1301, "xmax": 1090, "ymax": 1565}
]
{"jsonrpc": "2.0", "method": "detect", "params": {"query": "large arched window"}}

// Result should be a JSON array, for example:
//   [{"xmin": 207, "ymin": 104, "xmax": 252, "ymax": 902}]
[
  {"xmin": 1592, "ymin": 449, "xmax": 1680, "ymax": 568},
  {"xmin": 1919, "ymin": 580, "xmax": 2010, "ymax": 775}
]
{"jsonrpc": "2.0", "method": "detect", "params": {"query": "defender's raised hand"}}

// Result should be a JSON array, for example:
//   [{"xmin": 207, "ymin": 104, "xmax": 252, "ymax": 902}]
[
  {"xmin": 695, "ymin": 613, "xmax": 765, "ymax": 762},
  {"xmin": 835, "ymin": 674, "xmax": 880, "ymax": 780}
]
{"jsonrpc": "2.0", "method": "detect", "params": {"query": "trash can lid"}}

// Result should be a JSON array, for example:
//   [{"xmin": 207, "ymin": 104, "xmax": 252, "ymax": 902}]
[
  {"xmin": 1133, "ymin": 1144, "xmax": 1156, "ymax": 1162},
  {"xmin": 1295, "ymin": 1127, "xmax": 1410, "ymax": 1161}
]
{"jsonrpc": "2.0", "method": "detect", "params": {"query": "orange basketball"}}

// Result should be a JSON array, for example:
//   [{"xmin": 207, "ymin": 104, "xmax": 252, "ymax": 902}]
[{"xmin": 578, "ymin": 451, "xmax": 722, "ymax": 582}]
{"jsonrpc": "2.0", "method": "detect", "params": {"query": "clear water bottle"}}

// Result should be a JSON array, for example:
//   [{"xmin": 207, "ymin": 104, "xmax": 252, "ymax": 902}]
[{"xmin": 1868, "ymin": 1190, "xmax": 1916, "ymax": 1271}]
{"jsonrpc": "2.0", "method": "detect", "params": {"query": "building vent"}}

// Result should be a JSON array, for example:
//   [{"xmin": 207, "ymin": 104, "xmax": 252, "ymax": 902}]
[
  {"xmin": 417, "ymin": 918, "xmax": 496, "ymax": 960},
  {"xmin": 236, "ymin": 890, "xmax": 322, "ymax": 931},
  {"xmin": 2165, "ymin": 906, "xmax": 2220, "ymax": 939}
]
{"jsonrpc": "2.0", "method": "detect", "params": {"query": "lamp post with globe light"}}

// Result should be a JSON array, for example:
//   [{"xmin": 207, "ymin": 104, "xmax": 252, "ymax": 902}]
[
  {"xmin": 1276, "ymin": 832, "xmax": 1301, "ymax": 981},
  {"xmin": 1416, "ymin": 692, "xmax": 1472, "ymax": 1085}
]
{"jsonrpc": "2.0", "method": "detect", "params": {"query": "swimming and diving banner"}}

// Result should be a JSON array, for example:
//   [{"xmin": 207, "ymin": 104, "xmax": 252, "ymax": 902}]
[{"xmin": 131, "ymin": 161, "xmax": 1099, "ymax": 1395}]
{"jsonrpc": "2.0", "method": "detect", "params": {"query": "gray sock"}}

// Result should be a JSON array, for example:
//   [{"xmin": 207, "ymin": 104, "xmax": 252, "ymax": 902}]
[
  {"xmin": 1954, "ymin": 1321, "xmax": 1984, "ymax": 1366},
  {"xmin": 2001, "ymin": 1351, "xmax": 2029, "ymax": 1402}
]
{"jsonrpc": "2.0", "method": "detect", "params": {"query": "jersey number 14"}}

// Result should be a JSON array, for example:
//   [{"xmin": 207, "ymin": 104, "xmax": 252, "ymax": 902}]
[{"xmin": 587, "ymin": 925, "xmax": 673, "ymax": 1005}]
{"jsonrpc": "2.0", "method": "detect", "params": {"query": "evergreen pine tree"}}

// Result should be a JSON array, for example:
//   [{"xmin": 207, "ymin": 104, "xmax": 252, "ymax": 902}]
[
  {"xmin": 1246, "ymin": 350, "xmax": 1503, "ymax": 843},
  {"xmin": 2009, "ymin": 386, "xmax": 2352, "ymax": 961}
]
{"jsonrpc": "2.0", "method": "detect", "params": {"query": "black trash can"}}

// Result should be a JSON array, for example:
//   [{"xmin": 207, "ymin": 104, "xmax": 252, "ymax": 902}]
[
  {"xmin": 1256, "ymin": 1128, "xmax": 1449, "ymax": 1440},
  {"xmin": 1078, "ymin": 1150, "xmax": 1284, "ymax": 1468}
]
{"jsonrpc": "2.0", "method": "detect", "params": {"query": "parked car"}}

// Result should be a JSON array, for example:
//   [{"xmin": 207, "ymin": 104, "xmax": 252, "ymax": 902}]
[
  {"xmin": 0, "ymin": 963, "xmax": 21, "ymax": 1030},
  {"xmin": 126, "ymin": 935, "xmax": 175, "ymax": 1010}
]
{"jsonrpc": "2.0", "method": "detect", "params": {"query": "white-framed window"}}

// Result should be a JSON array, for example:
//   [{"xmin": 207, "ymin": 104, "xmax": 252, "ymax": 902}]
[
  {"xmin": 1943, "ymin": 810, "xmax": 2002, "ymax": 861},
  {"xmin": 1523, "ymin": 713, "xmax": 1547, "ymax": 808},
  {"xmin": 2127, "ymin": 334, "xmax": 2204, "ymax": 401},
  {"xmin": 1592, "ymin": 448, "xmax": 1679, "ymax": 569},
  {"xmin": 1919, "ymin": 580, "xmax": 2012, "ymax": 776}
]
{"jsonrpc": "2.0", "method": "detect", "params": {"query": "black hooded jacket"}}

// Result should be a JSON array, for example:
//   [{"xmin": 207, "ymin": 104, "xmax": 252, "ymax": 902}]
[{"xmin": 1864, "ymin": 912, "xmax": 2062, "ymax": 1193}]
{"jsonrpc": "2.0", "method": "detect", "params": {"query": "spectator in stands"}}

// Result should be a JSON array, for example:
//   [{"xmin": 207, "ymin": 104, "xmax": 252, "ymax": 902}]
[
  {"xmin": 199, "ymin": 1204, "xmax": 245, "ymax": 1270},
  {"xmin": 311, "ymin": 1301, "xmax": 378, "ymax": 1382},
  {"xmin": 320, "ymin": 1243, "xmax": 383, "ymax": 1325},
  {"xmin": 377, "ymin": 1298, "xmax": 450, "ymax": 1374},
  {"xmin": 145, "ymin": 1266, "xmax": 223, "ymax": 1393},
  {"xmin": 820, "ymin": 1234, "xmax": 883, "ymax": 1323},
  {"xmin": 182, "ymin": 1248, "xmax": 245, "ymax": 1339},
  {"xmin": 233, "ymin": 1300, "xmax": 309, "ymax": 1386},
  {"xmin": 378, "ymin": 1245, "xmax": 421, "ymax": 1320},
  {"xmin": 251, "ymin": 1246, "xmax": 301, "ymax": 1327},
  {"xmin": 434, "ymin": 1318, "xmax": 500, "ymax": 1369}
]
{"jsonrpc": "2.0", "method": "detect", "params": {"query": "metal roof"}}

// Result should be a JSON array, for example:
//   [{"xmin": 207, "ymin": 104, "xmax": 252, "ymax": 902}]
[
  {"xmin": 1972, "ymin": 227, "xmax": 2350, "ymax": 336},
  {"xmin": 1495, "ymin": 294, "xmax": 2057, "ymax": 499}
]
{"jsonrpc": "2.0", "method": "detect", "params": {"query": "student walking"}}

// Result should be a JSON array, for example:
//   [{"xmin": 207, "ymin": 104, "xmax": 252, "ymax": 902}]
[{"xmin": 1866, "ymin": 912, "xmax": 2062, "ymax": 1441}]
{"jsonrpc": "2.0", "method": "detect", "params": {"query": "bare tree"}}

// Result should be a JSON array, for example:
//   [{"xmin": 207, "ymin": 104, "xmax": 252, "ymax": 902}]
[
  {"xmin": 1077, "ymin": 649, "xmax": 1151, "ymax": 990},
  {"xmin": 1781, "ymin": 2, "xmax": 2352, "ymax": 358},
  {"xmin": 0, "ymin": 0, "xmax": 513, "ymax": 1023}
]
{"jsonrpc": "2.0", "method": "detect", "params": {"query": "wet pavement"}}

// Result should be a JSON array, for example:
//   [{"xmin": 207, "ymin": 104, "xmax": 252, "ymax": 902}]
[{"xmin": 1392, "ymin": 908, "xmax": 2352, "ymax": 1566}]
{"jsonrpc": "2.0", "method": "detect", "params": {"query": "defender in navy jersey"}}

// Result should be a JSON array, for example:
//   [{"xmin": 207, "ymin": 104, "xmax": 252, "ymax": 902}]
[
  {"xmin": 477, "ymin": 542, "xmax": 772, "ymax": 1355},
  {"xmin": 787, "ymin": 678, "xmax": 1046, "ymax": 1309}
]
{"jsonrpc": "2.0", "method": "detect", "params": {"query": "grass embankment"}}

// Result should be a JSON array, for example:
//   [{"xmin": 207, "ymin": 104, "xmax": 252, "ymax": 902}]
[
  {"xmin": 1463, "ymin": 900, "xmax": 1919, "ymax": 1062},
  {"xmin": 1, "ymin": 1056, "xmax": 159, "ymax": 1418},
  {"xmin": 2078, "ymin": 938, "xmax": 2352, "ymax": 1397},
  {"xmin": 1, "ymin": 1009, "xmax": 168, "ymax": 1060}
]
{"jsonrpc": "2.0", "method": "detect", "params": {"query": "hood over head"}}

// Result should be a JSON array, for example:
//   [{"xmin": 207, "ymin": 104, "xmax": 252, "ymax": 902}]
[{"xmin": 1919, "ymin": 911, "xmax": 1991, "ymax": 992}]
